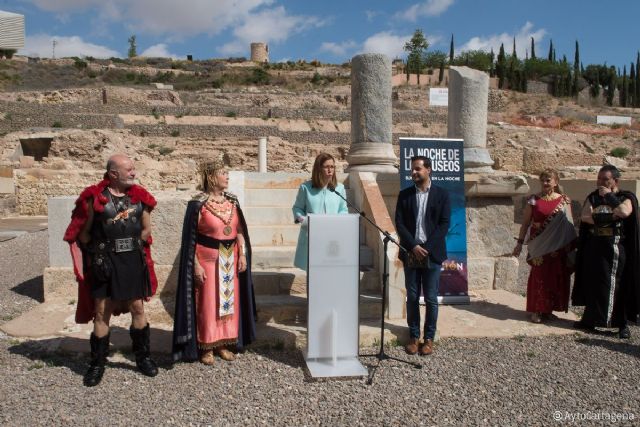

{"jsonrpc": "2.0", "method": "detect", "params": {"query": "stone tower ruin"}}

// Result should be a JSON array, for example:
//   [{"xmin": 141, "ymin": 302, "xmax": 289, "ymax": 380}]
[{"xmin": 250, "ymin": 42, "xmax": 269, "ymax": 63}]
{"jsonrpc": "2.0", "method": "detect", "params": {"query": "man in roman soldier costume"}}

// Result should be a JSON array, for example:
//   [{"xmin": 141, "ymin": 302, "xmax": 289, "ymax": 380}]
[
  {"xmin": 572, "ymin": 165, "xmax": 640, "ymax": 339},
  {"xmin": 64, "ymin": 154, "xmax": 159, "ymax": 386}
]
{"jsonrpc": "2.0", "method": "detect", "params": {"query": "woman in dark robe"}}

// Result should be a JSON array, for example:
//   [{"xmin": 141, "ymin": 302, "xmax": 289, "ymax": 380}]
[{"xmin": 172, "ymin": 159, "xmax": 256, "ymax": 363}]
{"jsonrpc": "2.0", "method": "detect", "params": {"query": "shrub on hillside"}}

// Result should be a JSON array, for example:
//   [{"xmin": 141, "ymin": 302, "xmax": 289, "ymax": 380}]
[{"xmin": 610, "ymin": 147, "xmax": 629, "ymax": 158}]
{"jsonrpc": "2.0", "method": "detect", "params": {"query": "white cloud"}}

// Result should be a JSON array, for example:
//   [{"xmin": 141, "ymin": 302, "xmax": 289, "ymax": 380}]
[
  {"xmin": 219, "ymin": 6, "xmax": 325, "ymax": 55},
  {"xmin": 28, "ymin": 0, "xmax": 322, "ymax": 47},
  {"xmin": 319, "ymin": 41, "xmax": 358, "ymax": 58},
  {"xmin": 459, "ymin": 22, "xmax": 547, "ymax": 58},
  {"xmin": 395, "ymin": 0, "xmax": 454, "ymax": 22},
  {"xmin": 28, "ymin": 1, "xmax": 326, "ymax": 58},
  {"xmin": 140, "ymin": 44, "xmax": 185, "ymax": 59},
  {"xmin": 19, "ymin": 34, "xmax": 120, "ymax": 58},
  {"xmin": 361, "ymin": 31, "xmax": 411, "ymax": 60}
]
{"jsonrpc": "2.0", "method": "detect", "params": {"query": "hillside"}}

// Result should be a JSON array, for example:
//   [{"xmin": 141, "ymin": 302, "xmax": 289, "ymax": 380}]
[{"xmin": 1, "ymin": 57, "xmax": 639, "ymax": 208}]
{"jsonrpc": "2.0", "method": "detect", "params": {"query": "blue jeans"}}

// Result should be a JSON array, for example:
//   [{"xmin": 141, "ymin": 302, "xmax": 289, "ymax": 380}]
[{"xmin": 404, "ymin": 261, "xmax": 441, "ymax": 340}]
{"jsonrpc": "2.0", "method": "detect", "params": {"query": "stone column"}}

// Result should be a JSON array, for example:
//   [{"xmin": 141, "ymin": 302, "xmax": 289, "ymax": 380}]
[
  {"xmin": 447, "ymin": 66, "xmax": 494, "ymax": 172},
  {"xmin": 347, "ymin": 54, "xmax": 397, "ymax": 173},
  {"xmin": 258, "ymin": 137, "xmax": 267, "ymax": 172}
]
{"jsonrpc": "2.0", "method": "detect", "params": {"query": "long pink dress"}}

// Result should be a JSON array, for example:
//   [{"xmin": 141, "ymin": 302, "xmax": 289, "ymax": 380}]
[{"xmin": 195, "ymin": 201, "xmax": 241, "ymax": 349}]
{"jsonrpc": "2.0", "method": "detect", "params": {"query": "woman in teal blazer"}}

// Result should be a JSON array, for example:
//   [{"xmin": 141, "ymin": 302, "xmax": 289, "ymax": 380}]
[{"xmin": 292, "ymin": 153, "xmax": 348, "ymax": 270}]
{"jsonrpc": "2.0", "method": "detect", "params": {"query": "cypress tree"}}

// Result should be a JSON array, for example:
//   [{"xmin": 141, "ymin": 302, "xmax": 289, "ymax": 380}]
[
  {"xmin": 530, "ymin": 37, "xmax": 536, "ymax": 59},
  {"xmin": 591, "ymin": 72, "xmax": 600, "ymax": 98},
  {"xmin": 497, "ymin": 43, "xmax": 506, "ymax": 89},
  {"xmin": 449, "ymin": 34, "xmax": 454, "ymax": 64},
  {"xmin": 636, "ymin": 52, "xmax": 640, "ymax": 107},
  {"xmin": 606, "ymin": 67, "xmax": 616, "ymax": 106},
  {"xmin": 512, "ymin": 37, "xmax": 517, "ymax": 60},
  {"xmin": 548, "ymin": 39, "xmax": 553, "ymax": 62},
  {"xmin": 629, "ymin": 63, "xmax": 636, "ymax": 108},
  {"xmin": 572, "ymin": 40, "xmax": 580, "ymax": 96},
  {"xmin": 438, "ymin": 60, "xmax": 444, "ymax": 84},
  {"xmin": 552, "ymin": 48, "xmax": 556, "ymax": 63},
  {"xmin": 621, "ymin": 65, "xmax": 628, "ymax": 107}
]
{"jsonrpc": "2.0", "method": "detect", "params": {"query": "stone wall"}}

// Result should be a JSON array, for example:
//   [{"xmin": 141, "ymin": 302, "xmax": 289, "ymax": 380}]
[
  {"xmin": 522, "ymin": 147, "xmax": 603, "ymax": 174},
  {"xmin": 526, "ymin": 80, "xmax": 551, "ymax": 95},
  {"xmin": 488, "ymin": 89, "xmax": 508, "ymax": 112},
  {"xmin": 14, "ymin": 167, "xmax": 198, "ymax": 215},
  {"xmin": 466, "ymin": 197, "xmax": 519, "ymax": 291},
  {"xmin": 1, "ymin": 100, "xmax": 448, "ymax": 129},
  {"xmin": 15, "ymin": 169, "xmax": 105, "ymax": 215}
]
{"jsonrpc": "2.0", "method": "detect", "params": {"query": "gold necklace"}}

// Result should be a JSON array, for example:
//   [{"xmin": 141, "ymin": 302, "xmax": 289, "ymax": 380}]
[
  {"xmin": 540, "ymin": 192, "xmax": 558, "ymax": 201},
  {"xmin": 204, "ymin": 198, "xmax": 234, "ymax": 235}
]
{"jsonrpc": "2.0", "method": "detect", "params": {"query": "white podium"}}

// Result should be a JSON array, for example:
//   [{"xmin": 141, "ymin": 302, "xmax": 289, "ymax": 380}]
[{"xmin": 304, "ymin": 214, "xmax": 368, "ymax": 378}]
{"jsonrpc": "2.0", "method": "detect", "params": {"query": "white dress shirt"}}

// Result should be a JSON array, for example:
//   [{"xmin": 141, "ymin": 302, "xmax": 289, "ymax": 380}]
[{"xmin": 414, "ymin": 185, "xmax": 430, "ymax": 244}]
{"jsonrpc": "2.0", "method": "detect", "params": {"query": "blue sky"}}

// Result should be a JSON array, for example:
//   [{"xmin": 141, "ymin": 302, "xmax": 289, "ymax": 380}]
[{"xmin": 3, "ymin": 0, "xmax": 639, "ymax": 70}]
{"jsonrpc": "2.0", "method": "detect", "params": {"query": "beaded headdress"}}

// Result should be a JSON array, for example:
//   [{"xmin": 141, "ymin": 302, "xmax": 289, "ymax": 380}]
[{"xmin": 199, "ymin": 154, "xmax": 226, "ymax": 191}]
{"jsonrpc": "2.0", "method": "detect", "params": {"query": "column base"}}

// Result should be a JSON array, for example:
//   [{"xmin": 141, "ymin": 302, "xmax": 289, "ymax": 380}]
[{"xmin": 346, "ymin": 143, "xmax": 397, "ymax": 173}]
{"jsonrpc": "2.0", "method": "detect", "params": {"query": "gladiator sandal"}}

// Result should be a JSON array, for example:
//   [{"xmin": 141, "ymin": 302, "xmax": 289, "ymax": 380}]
[
  {"xmin": 130, "ymin": 323, "xmax": 159, "ymax": 377},
  {"xmin": 83, "ymin": 332, "xmax": 110, "ymax": 387}
]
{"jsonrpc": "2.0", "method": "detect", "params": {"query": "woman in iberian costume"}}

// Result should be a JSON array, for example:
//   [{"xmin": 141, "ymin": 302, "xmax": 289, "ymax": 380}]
[
  {"xmin": 513, "ymin": 169, "xmax": 577, "ymax": 323},
  {"xmin": 172, "ymin": 159, "xmax": 256, "ymax": 364}
]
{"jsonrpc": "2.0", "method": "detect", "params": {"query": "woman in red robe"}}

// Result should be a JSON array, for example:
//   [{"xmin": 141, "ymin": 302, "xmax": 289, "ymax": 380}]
[{"xmin": 513, "ymin": 169, "xmax": 577, "ymax": 323}]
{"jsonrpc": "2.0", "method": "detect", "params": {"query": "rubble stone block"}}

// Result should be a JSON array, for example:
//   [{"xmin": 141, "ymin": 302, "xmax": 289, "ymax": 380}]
[{"xmin": 467, "ymin": 257, "xmax": 495, "ymax": 290}]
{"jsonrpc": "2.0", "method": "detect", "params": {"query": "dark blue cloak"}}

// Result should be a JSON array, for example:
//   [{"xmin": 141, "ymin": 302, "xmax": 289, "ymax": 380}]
[{"xmin": 172, "ymin": 195, "xmax": 256, "ymax": 362}]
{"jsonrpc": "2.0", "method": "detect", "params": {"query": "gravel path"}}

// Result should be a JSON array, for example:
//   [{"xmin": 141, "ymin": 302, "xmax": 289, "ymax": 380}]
[
  {"xmin": 0, "ymin": 331, "xmax": 639, "ymax": 426},
  {"xmin": 0, "ymin": 231, "xmax": 47, "ymax": 323},
  {"xmin": 1, "ymin": 231, "xmax": 639, "ymax": 425}
]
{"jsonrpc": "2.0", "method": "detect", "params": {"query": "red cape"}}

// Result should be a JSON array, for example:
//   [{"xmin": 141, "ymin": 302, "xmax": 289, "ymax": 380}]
[{"xmin": 64, "ymin": 179, "xmax": 158, "ymax": 323}]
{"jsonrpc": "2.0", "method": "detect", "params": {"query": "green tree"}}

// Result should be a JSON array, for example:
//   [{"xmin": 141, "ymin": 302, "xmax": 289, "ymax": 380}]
[
  {"xmin": 636, "ymin": 52, "xmax": 640, "ymax": 107},
  {"xmin": 629, "ymin": 63, "xmax": 635, "ymax": 108},
  {"xmin": 496, "ymin": 43, "xmax": 506, "ymax": 89},
  {"xmin": 590, "ymin": 72, "xmax": 600, "ymax": 98},
  {"xmin": 452, "ymin": 50, "xmax": 493, "ymax": 72},
  {"xmin": 572, "ymin": 40, "xmax": 580, "ymax": 96},
  {"xmin": 423, "ymin": 50, "xmax": 447, "ymax": 68},
  {"xmin": 620, "ymin": 65, "xmax": 628, "ymax": 107},
  {"xmin": 548, "ymin": 39, "xmax": 553, "ymax": 62},
  {"xmin": 127, "ymin": 35, "xmax": 137, "ymax": 58},
  {"xmin": 404, "ymin": 29, "xmax": 429, "ymax": 84},
  {"xmin": 438, "ymin": 60, "xmax": 444, "ymax": 84},
  {"xmin": 449, "ymin": 34, "xmax": 454, "ymax": 64},
  {"xmin": 606, "ymin": 67, "xmax": 617, "ymax": 106},
  {"xmin": 530, "ymin": 37, "xmax": 536, "ymax": 60},
  {"xmin": 489, "ymin": 48, "xmax": 495, "ymax": 77}
]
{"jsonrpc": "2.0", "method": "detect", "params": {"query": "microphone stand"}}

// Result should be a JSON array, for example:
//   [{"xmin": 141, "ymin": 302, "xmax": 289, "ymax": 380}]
[{"xmin": 329, "ymin": 187, "xmax": 422, "ymax": 385}]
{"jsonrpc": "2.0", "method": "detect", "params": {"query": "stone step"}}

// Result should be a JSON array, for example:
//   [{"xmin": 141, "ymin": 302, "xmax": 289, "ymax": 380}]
[
  {"xmin": 250, "ymin": 224, "xmax": 300, "ymax": 246},
  {"xmin": 252, "ymin": 267, "xmax": 381, "ymax": 295},
  {"xmin": 245, "ymin": 188, "xmax": 298, "ymax": 207},
  {"xmin": 245, "ymin": 206, "xmax": 293, "ymax": 226},
  {"xmin": 252, "ymin": 245, "xmax": 374, "ymax": 269},
  {"xmin": 255, "ymin": 293, "xmax": 383, "ymax": 324}
]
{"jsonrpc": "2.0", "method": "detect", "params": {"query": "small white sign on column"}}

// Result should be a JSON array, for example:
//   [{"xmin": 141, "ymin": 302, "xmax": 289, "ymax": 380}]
[{"xmin": 305, "ymin": 213, "xmax": 367, "ymax": 377}]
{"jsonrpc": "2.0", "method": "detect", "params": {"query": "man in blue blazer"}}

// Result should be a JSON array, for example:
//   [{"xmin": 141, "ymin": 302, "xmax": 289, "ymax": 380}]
[{"xmin": 395, "ymin": 156, "xmax": 451, "ymax": 356}]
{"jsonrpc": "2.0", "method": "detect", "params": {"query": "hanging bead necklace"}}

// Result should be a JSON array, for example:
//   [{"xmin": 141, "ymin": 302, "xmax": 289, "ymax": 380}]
[{"xmin": 204, "ymin": 194, "xmax": 234, "ymax": 235}]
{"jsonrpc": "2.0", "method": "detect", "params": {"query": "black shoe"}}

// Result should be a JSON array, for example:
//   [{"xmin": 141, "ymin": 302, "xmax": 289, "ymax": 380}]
[
  {"xmin": 84, "ymin": 333, "xmax": 109, "ymax": 387},
  {"xmin": 619, "ymin": 326, "xmax": 631, "ymax": 339},
  {"xmin": 130, "ymin": 323, "xmax": 158, "ymax": 377},
  {"xmin": 573, "ymin": 320, "xmax": 595, "ymax": 331}
]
